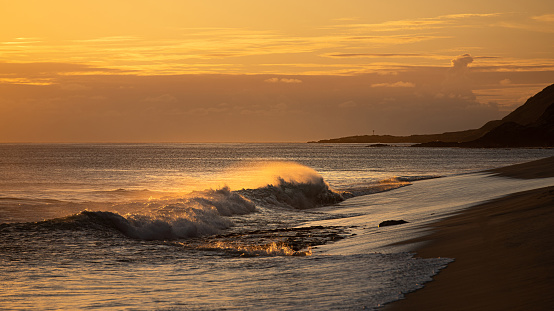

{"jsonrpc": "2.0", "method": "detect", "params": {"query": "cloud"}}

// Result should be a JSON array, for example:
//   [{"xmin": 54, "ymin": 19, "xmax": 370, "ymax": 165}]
[
  {"xmin": 338, "ymin": 101, "xmax": 357, "ymax": 108},
  {"xmin": 328, "ymin": 13, "xmax": 502, "ymax": 32},
  {"xmin": 264, "ymin": 78, "xmax": 280, "ymax": 83},
  {"xmin": 451, "ymin": 54, "xmax": 474, "ymax": 70},
  {"xmin": 59, "ymin": 83, "xmax": 92, "ymax": 91},
  {"xmin": 264, "ymin": 77, "xmax": 303, "ymax": 83},
  {"xmin": 442, "ymin": 54, "xmax": 476, "ymax": 99},
  {"xmin": 322, "ymin": 53, "xmax": 425, "ymax": 58},
  {"xmin": 281, "ymin": 78, "xmax": 302, "ymax": 84},
  {"xmin": 333, "ymin": 17, "xmax": 359, "ymax": 22},
  {"xmin": 0, "ymin": 77, "xmax": 55, "ymax": 86},
  {"xmin": 143, "ymin": 94, "xmax": 178, "ymax": 103},
  {"xmin": 494, "ymin": 20, "xmax": 554, "ymax": 34},
  {"xmin": 500, "ymin": 78, "xmax": 512, "ymax": 85},
  {"xmin": 342, "ymin": 35, "xmax": 447, "ymax": 44},
  {"xmin": 73, "ymin": 36, "xmax": 140, "ymax": 43},
  {"xmin": 1, "ymin": 37, "xmax": 42, "ymax": 45},
  {"xmin": 371, "ymin": 81, "xmax": 415, "ymax": 88},
  {"xmin": 532, "ymin": 14, "xmax": 554, "ymax": 22},
  {"xmin": 0, "ymin": 62, "xmax": 115, "ymax": 75}
]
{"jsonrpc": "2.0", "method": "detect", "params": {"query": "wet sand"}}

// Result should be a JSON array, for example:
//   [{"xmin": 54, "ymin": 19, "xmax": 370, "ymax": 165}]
[
  {"xmin": 488, "ymin": 155, "xmax": 554, "ymax": 179},
  {"xmin": 386, "ymin": 156, "xmax": 554, "ymax": 311}
]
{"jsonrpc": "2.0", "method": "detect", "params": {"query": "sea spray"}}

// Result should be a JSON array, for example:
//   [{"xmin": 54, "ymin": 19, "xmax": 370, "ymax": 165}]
[
  {"xmin": 229, "ymin": 161, "xmax": 345, "ymax": 209},
  {"xmin": 192, "ymin": 161, "xmax": 336, "ymax": 192}
]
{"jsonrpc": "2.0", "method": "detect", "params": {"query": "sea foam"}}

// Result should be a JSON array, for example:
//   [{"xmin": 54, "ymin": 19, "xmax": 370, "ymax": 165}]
[{"xmin": 43, "ymin": 187, "xmax": 256, "ymax": 240}]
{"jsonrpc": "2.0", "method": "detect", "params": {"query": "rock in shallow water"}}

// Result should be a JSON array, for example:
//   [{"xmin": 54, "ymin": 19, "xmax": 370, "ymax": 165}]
[{"xmin": 378, "ymin": 220, "xmax": 409, "ymax": 227}]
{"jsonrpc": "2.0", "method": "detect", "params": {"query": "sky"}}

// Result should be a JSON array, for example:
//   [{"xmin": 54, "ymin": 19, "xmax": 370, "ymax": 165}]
[{"xmin": 1, "ymin": 0, "xmax": 553, "ymax": 142}]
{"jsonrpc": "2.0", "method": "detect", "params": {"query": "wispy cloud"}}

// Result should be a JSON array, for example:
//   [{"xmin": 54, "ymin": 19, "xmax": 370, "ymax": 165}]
[
  {"xmin": 1, "ymin": 37, "xmax": 42, "ymax": 45},
  {"xmin": 264, "ymin": 77, "xmax": 303, "ymax": 83},
  {"xmin": 494, "ymin": 21, "xmax": 554, "ymax": 33},
  {"xmin": 471, "ymin": 57, "xmax": 554, "ymax": 72},
  {"xmin": 371, "ymin": 81, "xmax": 415, "ymax": 88},
  {"xmin": 73, "ymin": 36, "xmax": 140, "ymax": 43},
  {"xmin": 532, "ymin": 14, "xmax": 554, "ymax": 22},
  {"xmin": 0, "ymin": 29, "xmax": 342, "ymax": 75},
  {"xmin": 341, "ymin": 35, "xmax": 449, "ymax": 44},
  {"xmin": 322, "ymin": 53, "xmax": 429, "ymax": 58},
  {"xmin": 0, "ymin": 77, "xmax": 55, "ymax": 86},
  {"xmin": 327, "ymin": 13, "xmax": 503, "ymax": 32},
  {"xmin": 0, "ymin": 12, "xmax": 551, "ymax": 77}
]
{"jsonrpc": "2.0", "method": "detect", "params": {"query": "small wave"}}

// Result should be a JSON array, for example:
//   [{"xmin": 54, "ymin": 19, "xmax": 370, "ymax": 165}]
[
  {"xmin": 90, "ymin": 188, "xmax": 170, "ymax": 202},
  {"xmin": 47, "ymin": 209, "xmax": 232, "ymax": 240},
  {"xmin": 93, "ymin": 188, "xmax": 149, "ymax": 195}
]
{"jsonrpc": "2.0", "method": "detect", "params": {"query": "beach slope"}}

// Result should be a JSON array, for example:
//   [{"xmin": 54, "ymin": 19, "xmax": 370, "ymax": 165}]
[{"xmin": 386, "ymin": 156, "xmax": 554, "ymax": 311}]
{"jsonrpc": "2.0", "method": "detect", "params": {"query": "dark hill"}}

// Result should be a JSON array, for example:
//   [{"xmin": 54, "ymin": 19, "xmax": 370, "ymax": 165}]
[
  {"xmin": 311, "ymin": 84, "xmax": 554, "ymax": 148},
  {"xmin": 415, "ymin": 84, "xmax": 554, "ymax": 147},
  {"xmin": 502, "ymin": 84, "xmax": 554, "ymax": 126}
]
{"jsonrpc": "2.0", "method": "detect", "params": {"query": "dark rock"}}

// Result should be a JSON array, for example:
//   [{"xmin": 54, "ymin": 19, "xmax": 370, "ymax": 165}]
[
  {"xmin": 367, "ymin": 143, "xmax": 392, "ymax": 147},
  {"xmin": 378, "ymin": 220, "xmax": 409, "ymax": 227}
]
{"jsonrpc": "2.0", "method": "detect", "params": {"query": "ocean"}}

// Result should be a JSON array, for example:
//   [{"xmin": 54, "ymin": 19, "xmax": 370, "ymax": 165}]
[{"xmin": 1, "ymin": 143, "xmax": 554, "ymax": 310}]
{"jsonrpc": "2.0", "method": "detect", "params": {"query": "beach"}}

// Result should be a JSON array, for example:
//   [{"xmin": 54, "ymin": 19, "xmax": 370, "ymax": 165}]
[{"xmin": 386, "ymin": 156, "xmax": 554, "ymax": 311}]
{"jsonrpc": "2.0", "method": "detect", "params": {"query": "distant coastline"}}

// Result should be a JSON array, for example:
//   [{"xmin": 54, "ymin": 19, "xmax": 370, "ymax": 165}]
[{"xmin": 310, "ymin": 84, "xmax": 554, "ymax": 148}]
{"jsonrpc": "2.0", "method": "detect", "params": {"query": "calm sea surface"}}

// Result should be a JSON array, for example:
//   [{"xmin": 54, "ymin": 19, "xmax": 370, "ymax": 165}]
[{"xmin": 1, "ymin": 143, "xmax": 553, "ymax": 310}]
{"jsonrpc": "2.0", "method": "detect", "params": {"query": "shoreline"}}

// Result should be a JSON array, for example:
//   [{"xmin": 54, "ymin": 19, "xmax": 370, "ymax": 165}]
[{"xmin": 385, "ymin": 156, "xmax": 554, "ymax": 311}]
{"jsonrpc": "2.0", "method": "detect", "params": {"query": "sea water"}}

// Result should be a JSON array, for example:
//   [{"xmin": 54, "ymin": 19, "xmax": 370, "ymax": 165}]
[{"xmin": 1, "ymin": 143, "xmax": 553, "ymax": 310}]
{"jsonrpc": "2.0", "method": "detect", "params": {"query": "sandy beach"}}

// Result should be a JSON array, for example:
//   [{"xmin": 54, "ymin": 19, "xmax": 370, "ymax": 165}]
[{"xmin": 386, "ymin": 156, "xmax": 554, "ymax": 311}]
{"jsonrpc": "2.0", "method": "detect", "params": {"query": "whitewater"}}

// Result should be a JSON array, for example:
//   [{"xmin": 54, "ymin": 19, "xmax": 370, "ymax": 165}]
[{"xmin": 1, "ymin": 143, "xmax": 553, "ymax": 310}]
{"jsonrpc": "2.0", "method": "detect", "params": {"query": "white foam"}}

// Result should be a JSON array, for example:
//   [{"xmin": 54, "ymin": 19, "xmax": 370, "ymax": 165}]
[{"xmin": 312, "ymin": 172, "xmax": 554, "ymax": 255}]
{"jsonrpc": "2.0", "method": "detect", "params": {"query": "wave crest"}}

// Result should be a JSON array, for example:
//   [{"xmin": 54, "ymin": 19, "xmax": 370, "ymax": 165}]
[
  {"xmin": 239, "ymin": 177, "xmax": 344, "ymax": 210},
  {"xmin": 43, "ymin": 187, "xmax": 257, "ymax": 240},
  {"xmin": 188, "ymin": 187, "xmax": 256, "ymax": 216}
]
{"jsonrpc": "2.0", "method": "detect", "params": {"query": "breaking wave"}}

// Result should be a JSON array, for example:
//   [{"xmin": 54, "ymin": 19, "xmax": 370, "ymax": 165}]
[
  {"xmin": 19, "ymin": 163, "xmax": 437, "ymax": 241},
  {"xmin": 40, "ymin": 187, "xmax": 256, "ymax": 240},
  {"xmin": 26, "ymin": 174, "xmax": 345, "ymax": 240},
  {"xmin": 238, "ymin": 177, "xmax": 344, "ymax": 210}
]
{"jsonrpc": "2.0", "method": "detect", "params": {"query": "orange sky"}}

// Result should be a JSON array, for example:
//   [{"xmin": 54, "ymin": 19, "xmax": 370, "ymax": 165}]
[{"xmin": 1, "ymin": 0, "xmax": 553, "ymax": 142}]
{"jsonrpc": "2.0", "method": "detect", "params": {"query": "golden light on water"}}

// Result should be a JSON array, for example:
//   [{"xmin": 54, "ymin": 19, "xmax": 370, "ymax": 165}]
[{"xmin": 204, "ymin": 241, "xmax": 312, "ymax": 257}]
